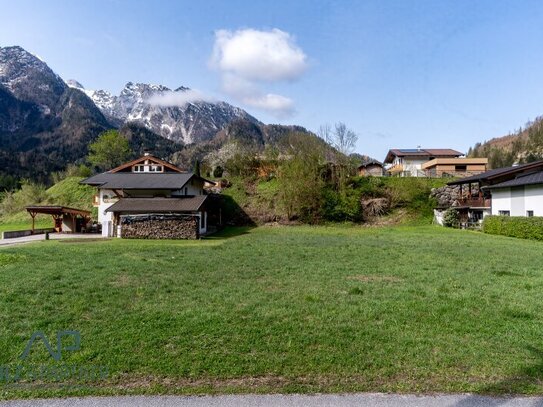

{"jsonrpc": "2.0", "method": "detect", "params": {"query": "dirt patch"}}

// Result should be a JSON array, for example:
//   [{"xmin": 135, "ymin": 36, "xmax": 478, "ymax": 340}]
[
  {"xmin": 112, "ymin": 374, "xmax": 292, "ymax": 391},
  {"xmin": 57, "ymin": 238, "xmax": 110, "ymax": 243},
  {"xmin": 347, "ymin": 275, "xmax": 403, "ymax": 283},
  {"xmin": 110, "ymin": 274, "xmax": 133, "ymax": 287}
]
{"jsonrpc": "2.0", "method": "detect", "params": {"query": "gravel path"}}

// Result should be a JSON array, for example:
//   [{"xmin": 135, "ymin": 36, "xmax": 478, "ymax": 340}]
[{"xmin": 1, "ymin": 394, "xmax": 543, "ymax": 407}]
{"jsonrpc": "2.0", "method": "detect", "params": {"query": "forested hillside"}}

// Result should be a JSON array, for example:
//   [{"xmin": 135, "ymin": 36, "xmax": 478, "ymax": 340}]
[{"xmin": 468, "ymin": 116, "xmax": 543, "ymax": 168}]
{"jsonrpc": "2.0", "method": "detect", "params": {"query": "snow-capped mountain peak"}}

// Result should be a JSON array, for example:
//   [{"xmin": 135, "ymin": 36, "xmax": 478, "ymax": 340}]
[{"xmin": 73, "ymin": 80, "xmax": 258, "ymax": 145}]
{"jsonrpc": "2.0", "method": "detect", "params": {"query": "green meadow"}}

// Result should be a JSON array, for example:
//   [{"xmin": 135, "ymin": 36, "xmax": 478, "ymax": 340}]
[{"xmin": 1, "ymin": 225, "xmax": 543, "ymax": 398}]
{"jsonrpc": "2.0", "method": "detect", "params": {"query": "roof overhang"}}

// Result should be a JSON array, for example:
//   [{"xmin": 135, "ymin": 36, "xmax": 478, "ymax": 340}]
[
  {"xmin": 26, "ymin": 206, "xmax": 91, "ymax": 217},
  {"xmin": 421, "ymin": 157, "xmax": 488, "ymax": 170}
]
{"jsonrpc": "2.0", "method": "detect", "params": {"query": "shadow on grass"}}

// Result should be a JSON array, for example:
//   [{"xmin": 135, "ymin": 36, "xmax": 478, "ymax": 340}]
[
  {"xmin": 205, "ymin": 226, "xmax": 255, "ymax": 240},
  {"xmin": 453, "ymin": 346, "xmax": 543, "ymax": 406}
]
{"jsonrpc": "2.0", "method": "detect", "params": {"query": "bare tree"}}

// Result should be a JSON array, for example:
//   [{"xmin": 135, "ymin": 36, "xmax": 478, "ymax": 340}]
[
  {"xmin": 332, "ymin": 122, "xmax": 358, "ymax": 155},
  {"xmin": 317, "ymin": 123, "xmax": 332, "ymax": 145}
]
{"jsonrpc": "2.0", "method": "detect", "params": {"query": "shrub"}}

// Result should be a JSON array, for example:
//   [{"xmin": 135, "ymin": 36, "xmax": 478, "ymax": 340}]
[
  {"xmin": 483, "ymin": 216, "xmax": 543, "ymax": 241},
  {"xmin": 0, "ymin": 181, "xmax": 47, "ymax": 216},
  {"xmin": 443, "ymin": 208, "xmax": 460, "ymax": 228},
  {"xmin": 213, "ymin": 166, "xmax": 224, "ymax": 178}
]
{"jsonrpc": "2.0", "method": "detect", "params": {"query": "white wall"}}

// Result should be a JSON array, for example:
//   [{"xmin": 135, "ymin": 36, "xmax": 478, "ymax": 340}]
[
  {"xmin": 172, "ymin": 179, "xmax": 205, "ymax": 196},
  {"xmin": 403, "ymin": 158, "xmax": 427, "ymax": 177},
  {"xmin": 98, "ymin": 189, "xmax": 117, "ymax": 236},
  {"xmin": 524, "ymin": 185, "xmax": 543, "ymax": 216},
  {"xmin": 491, "ymin": 185, "xmax": 543, "ymax": 216}
]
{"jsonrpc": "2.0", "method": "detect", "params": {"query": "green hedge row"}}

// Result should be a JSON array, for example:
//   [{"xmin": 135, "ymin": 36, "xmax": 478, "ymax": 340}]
[{"xmin": 482, "ymin": 215, "xmax": 543, "ymax": 241}]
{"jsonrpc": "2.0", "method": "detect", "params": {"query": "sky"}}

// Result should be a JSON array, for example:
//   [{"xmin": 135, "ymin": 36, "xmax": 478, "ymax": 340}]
[{"xmin": 2, "ymin": 0, "xmax": 543, "ymax": 160}]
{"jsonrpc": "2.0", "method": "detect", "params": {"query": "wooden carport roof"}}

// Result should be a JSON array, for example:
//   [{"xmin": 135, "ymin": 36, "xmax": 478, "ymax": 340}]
[
  {"xmin": 26, "ymin": 206, "xmax": 91, "ymax": 217},
  {"xmin": 25, "ymin": 206, "xmax": 91, "ymax": 234}
]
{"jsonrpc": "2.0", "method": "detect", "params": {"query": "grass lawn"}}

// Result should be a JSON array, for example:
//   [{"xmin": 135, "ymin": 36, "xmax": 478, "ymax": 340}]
[
  {"xmin": 0, "ymin": 217, "xmax": 51, "ymax": 234},
  {"xmin": 1, "ymin": 225, "xmax": 543, "ymax": 398}
]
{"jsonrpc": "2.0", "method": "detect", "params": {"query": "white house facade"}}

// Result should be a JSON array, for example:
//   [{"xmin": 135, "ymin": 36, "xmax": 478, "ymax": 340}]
[
  {"xmin": 384, "ymin": 148, "xmax": 463, "ymax": 177},
  {"xmin": 486, "ymin": 171, "xmax": 543, "ymax": 217},
  {"xmin": 81, "ymin": 154, "xmax": 214, "ymax": 239}
]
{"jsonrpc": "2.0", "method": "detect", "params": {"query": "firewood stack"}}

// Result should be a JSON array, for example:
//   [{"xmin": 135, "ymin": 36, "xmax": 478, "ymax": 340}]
[{"xmin": 120, "ymin": 215, "xmax": 199, "ymax": 239}]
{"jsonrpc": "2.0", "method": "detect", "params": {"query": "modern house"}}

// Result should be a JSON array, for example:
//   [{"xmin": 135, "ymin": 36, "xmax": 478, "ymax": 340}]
[
  {"xmin": 421, "ymin": 157, "xmax": 488, "ymax": 178},
  {"xmin": 384, "ymin": 148, "xmax": 466, "ymax": 177},
  {"xmin": 484, "ymin": 171, "xmax": 543, "ymax": 217},
  {"xmin": 436, "ymin": 159, "xmax": 543, "ymax": 225},
  {"xmin": 358, "ymin": 160, "xmax": 384, "ymax": 177},
  {"xmin": 80, "ymin": 154, "xmax": 214, "ymax": 239}
]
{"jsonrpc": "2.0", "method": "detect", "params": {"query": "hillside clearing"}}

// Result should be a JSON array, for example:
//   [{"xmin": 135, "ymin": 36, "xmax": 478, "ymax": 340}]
[{"xmin": 0, "ymin": 226, "xmax": 543, "ymax": 398}]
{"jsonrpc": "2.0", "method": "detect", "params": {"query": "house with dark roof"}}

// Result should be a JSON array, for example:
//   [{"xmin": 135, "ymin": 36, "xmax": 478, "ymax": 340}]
[
  {"xmin": 484, "ymin": 169, "xmax": 543, "ymax": 217},
  {"xmin": 437, "ymin": 160, "xmax": 543, "ymax": 226},
  {"xmin": 357, "ymin": 160, "xmax": 384, "ymax": 176},
  {"xmin": 384, "ymin": 148, "xmax": 464, "ymax": 177},
  {"xmin": 80, "ymin": 154, "xmax": 214, "ymax": 239}
]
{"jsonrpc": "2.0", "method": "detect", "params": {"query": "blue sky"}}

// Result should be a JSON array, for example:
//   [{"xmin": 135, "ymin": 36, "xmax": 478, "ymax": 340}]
[{"xmin": 2, "ymin": 0, "xmax": 543, "ymax": 160}]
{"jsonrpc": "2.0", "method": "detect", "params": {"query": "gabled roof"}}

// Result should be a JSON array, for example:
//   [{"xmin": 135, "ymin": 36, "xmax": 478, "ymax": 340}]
[
  {"xmin": 109, "ymin": 155, "xmax": 183, "ymax": 173},
  {"xmin": 448, "ymin": 160, "xmax": 543, "ymax": 186},
  {"xmin": 358, "ymin": 159, "xmax": 383, "ymax": 169},
  {"xmin": 105, "ymin": 196, "xmax": 208, "ymax": 213},
  {"xmin": 485, "ymin": 170, "xmax": 543, "ymax": 189},
  {"xmin": 80, "ymin": 173, "xmax": 196, "ymax": 189},
  {"xmin": 384, "ymin": 148, "xmax": 462, "ymax": 163}
]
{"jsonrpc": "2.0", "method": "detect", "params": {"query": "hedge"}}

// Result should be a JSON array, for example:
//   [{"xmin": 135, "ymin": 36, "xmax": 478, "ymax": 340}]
[{"xmin": 482, "ymin": 215, "xmax": 543, "ymax": 241}]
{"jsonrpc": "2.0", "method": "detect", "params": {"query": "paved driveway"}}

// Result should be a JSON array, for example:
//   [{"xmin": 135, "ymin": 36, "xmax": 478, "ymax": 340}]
[
  {"xmin": 1, "ymin": 394, "xmax": 543, "ymax": 407},
  {"xmin": 0, "ymin": 233, "xmax": 104, "ymax": 247}
]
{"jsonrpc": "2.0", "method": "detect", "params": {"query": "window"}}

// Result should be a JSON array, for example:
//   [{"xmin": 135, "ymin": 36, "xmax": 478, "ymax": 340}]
[
  {"xmin": 200, "ymin": 212, "xmax": 205, "ymax": 228},
  {"xmin": 527, "ymin": 210, "xmax": 534, "ymax": 217},
  {"xmin": 455, "ymin": 165, "xmax": 467, "ymax": 171},
  {"xmin": 498, "ymin": 210, "xmax": 510, "ymax": 216},
  {"xmin": 184, "ymin": 187, "xmax": 188, "ymax": 195}
]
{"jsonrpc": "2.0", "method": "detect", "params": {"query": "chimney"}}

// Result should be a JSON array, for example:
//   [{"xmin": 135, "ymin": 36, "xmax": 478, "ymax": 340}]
[{"xmin": 143, "ymin": 147, "xmax": 151, "ymax": 156}]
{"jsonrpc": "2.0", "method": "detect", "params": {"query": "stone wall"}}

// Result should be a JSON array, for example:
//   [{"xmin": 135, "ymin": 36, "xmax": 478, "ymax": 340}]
[
  {"xmin": 431, "ymin": 184, "xmax": 481, "ymax": 208},
  {"xmin": 120, "ymin": 215, "xmax": 199, "ymax": 239},
  {"xmin": 430, "ymin": 185, "xmax": 462, "ymax": 208}
]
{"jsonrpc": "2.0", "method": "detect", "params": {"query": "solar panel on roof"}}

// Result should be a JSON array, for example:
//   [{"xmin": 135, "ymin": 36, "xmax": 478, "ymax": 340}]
[{"xmin": 399, "ymin": 149, "xmax": 422, "ymax": 153}]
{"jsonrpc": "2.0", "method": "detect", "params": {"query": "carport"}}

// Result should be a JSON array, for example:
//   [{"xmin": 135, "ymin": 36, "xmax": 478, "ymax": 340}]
[{"xmin": 25, "ymin": 206, "xmax": 92, "ymax": 234}]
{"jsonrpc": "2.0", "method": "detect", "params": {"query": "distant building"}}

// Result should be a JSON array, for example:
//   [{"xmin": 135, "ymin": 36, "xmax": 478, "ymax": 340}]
[
  {"xmin": 384, "ymin": 148, "xmax": 463, "ymax": 177},
  {"xmin": 358, "ymin": 160, "xmax": 384, "ymax": 177},
  {"xmin": 421, "ymin": 157, "xmax": 488, "ymax": 178}
]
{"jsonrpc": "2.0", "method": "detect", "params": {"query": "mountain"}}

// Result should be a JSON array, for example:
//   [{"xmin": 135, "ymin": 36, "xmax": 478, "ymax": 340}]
[
  {"xmin": 0, "ymin": 46, "xmax": 110, "ymax": 182},
  {"xmin": 468, "ymin": 116, "xmax": 543, "ymax": 168},
  {"xmin": 0, "ymin": 45, "xmax": 314, "ymax": 185},
  {"xmin": 66, "ymin": 80, "xmax": 259, "ymax": 145}
]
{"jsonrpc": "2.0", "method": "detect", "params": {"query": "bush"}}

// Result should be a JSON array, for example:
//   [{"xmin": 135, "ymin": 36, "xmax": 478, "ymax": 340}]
[
  {"xmin": 322, "ymin": 188, "xmax": 362, "ymax": 222},
  {"xmin": 0, "ymin": 181, "xmax": 47, "ymax": 216},
  {"xmin": 483, "ymin": 216, "xmax": 543, "ymax": 240},
  {"xmin": 213, "ymin": 166, "xmax": 224, "ymax": 178},
  {"xmin": 443, "ymin": 208, "xmax": 460, "ymax": 228}
]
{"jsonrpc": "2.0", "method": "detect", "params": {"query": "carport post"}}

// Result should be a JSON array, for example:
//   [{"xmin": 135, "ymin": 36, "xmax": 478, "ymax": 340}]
[{"xmin": 29, "ymin": 211, "xmax": 36, "ymax": 234}]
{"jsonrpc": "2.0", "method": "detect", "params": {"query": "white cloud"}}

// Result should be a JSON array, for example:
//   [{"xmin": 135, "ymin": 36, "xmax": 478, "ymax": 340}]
[
  {"xmin": 147, "ymin": 89, "xmax": 214, "ymax": 107},
  {"xmin": 211, "ymin": 28, "xmax": 307, "ymax": 81},
  {"xmin": 242, "ymin": 94, "xmax": 295, "ymax": 118},
  {"xmin": 210, "ymin": 28, "xmax": 307, "ymax": 118}
]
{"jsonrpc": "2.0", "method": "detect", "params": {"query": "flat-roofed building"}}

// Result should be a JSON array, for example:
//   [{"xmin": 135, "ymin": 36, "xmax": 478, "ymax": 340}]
[{"xmin": 421, "ymin": 157, "xmax": 488, "ymax": 178}]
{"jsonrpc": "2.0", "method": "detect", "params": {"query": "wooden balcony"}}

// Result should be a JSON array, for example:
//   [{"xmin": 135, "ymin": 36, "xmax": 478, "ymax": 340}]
[
  {"xmin": 459, "ymin": 197, "xmax": 491, "ymax": 208},
  {"xmin": 388, "ymin": 164, "xmax": 403, "ymax": 173}
]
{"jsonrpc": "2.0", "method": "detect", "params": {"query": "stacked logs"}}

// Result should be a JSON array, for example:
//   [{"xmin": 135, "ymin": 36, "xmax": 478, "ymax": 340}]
[{"xmin": 120, "ymin": 215, "xmax": 199, "ymax": 239}]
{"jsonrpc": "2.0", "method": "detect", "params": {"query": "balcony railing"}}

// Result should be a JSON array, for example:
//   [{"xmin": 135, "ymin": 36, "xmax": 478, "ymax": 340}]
[
  {"xmin": 459, "ymin": 197, "xmax": 491, "ymax": 208},
  {"xmin": 388, "ymin": 164, "xmax": 403, "ymax": 173}
]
